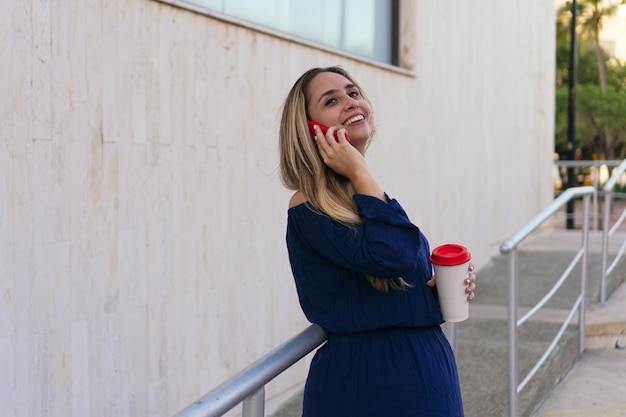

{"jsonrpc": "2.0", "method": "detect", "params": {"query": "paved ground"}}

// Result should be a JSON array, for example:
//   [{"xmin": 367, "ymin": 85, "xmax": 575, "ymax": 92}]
[{"xmin": 532, "ymin": 282, "xmax": 626, "ymax": 417}]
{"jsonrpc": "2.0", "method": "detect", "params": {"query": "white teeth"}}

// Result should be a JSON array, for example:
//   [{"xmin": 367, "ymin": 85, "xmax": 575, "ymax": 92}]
[{"xmin": 344, "ymin": 115, "xmax": 364, "ymax": 125}]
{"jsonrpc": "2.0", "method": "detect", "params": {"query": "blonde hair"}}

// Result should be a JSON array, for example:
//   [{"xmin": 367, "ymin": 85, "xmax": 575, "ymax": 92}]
[{"xmin": 279, "ymin": 67, "xmax": 407, "ymax": 292}]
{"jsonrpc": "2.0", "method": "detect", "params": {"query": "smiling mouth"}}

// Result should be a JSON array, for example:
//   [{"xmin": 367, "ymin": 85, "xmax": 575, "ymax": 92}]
[{"xmin": 343, "ymin": 115, "xmax": 364, "ymax": 126}]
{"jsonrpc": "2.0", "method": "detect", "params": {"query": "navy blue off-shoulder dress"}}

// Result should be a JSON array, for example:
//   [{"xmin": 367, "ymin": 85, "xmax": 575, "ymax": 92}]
[{"xmin": 286, "ymin": 194, "xmax": 464, "ymax": 417}]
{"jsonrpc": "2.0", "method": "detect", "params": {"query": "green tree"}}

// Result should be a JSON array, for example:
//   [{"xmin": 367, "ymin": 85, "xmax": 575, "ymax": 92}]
[
  {"xmin": 555, "ymin": 1, "xmax": 626, "ymax": 161},
  {"xmin": 577, "ymin": 0, "xmax": 624, "ymax": 89}
]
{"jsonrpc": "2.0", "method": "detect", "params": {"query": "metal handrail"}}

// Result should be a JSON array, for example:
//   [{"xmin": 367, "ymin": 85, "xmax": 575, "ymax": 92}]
[
  {"xmin": 500, "ymin": 186, "xmax": 593, "ymax": 417},
  {"xmin": 173, "ymin": 181, "xmax": 605, "ymax": 417},
  {"xmin": 600, "ymin": 158, "xmax": 626, "ymax": 304},
  {"xmin": 172, "ymin": 324, "xmax": 327, "ymax": 417},
  {"xmin": 554, "ymin": 159, "xmax": 623, "ymax": 230}
]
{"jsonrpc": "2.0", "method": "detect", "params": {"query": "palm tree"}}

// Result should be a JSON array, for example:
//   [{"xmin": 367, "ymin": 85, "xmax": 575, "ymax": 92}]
[
  {"xmin": 557, "ymin": 0, "xmax": 625, "ymax": 159},
  {"xmin": 576, "ymin": 0, "xmax": 625, "ymax": 91}
]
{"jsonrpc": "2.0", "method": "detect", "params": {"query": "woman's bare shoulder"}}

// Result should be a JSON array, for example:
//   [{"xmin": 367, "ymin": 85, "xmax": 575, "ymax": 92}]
[{"xmin": 289, "ymin": 191, "xmax": 308, "ymax": 208}]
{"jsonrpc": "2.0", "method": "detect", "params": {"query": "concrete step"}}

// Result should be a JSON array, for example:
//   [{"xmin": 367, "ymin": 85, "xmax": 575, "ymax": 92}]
[
  {"xmin": 532, "ymin": 349, "xmax": 626, "ymax": 417},
  {"xmin": 530, "ymin": 280, "xmax": 626, "ymax": 417},
  {"xmin": 584, "ymin": 282, "xmax": 626, "ymax": 350},
  {"xmin": 471, "ymin": 302, "xmax": 626, "ymax": 351},
  {"xmin": 586, "ymin": 322, "xmax": 626, "ymax": 350}
]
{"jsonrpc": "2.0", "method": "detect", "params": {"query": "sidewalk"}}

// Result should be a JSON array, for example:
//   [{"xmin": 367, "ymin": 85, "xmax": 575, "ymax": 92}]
[
  {"xmin": 532, "ymin": 349, "xmax": 626, "ymax": 417},
  {"xmin": 532, "ymin": 282, "xmax": 626, "ymax": 417},
  {"xmin": 520, "ymin": 228, "xmax": 626, "ymax": 416},
  {"xmin": 467, "ymin": 228, "xmax": 626, "ymax": 417}
]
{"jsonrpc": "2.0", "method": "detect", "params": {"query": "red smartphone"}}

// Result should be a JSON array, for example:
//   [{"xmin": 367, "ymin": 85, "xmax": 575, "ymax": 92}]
[{"xmin": 307, "ymin": 120, "xmax": 349, "ymax": 142}]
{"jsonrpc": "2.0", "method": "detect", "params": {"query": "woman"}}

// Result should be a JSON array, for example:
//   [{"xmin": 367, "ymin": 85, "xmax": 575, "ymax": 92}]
[{"xmin": 279, "ymin": 66, "xmax": 476, "ymax": 417}]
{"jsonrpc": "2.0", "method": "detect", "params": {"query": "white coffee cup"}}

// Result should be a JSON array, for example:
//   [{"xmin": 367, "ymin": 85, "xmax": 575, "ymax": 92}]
[{"xmin": 430, "ymin": 244, "xmax": 472, "ymax": 322}]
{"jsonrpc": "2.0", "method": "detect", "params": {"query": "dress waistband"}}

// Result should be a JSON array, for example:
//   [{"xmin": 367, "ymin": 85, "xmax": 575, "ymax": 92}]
[{"xmin": 325, "ymin": 324, "xmax": 442, "ymax": 338}]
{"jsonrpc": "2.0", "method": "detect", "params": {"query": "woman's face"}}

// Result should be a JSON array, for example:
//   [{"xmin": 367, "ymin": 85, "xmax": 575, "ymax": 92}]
[{"xmin": 306, "ymin": 71, "xmax": 372, "ymax": 150}]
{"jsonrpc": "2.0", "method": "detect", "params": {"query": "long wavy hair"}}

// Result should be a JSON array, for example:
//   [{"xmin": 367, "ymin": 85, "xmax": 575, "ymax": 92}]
[{"xmin": 279, "ymin": 66, "xmax": 407, "ymax": 292}]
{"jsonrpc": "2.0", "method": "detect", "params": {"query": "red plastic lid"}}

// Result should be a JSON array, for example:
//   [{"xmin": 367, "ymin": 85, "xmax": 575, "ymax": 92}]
[{"xmin": 430, "ymin": 244, "xmax": 471, "ymax": 266}]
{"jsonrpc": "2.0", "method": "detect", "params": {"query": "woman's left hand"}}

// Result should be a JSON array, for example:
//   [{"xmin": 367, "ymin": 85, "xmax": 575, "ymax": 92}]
[
  {"xmin": 465, "ymin": 263, "xmax": 476, "ymax": 301},
  {"xmin": 427, "ymin": 262, "xmax": 477, "ymax": 302}
]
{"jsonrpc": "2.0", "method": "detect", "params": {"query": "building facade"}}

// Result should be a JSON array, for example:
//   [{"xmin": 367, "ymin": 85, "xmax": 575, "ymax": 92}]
[
  {"xmin": 0, "ymin": 1, "xmax": 555, "ymax": 416},
  {"xmin": 600, "ymin": 4, "xmax": 626, "ymax": 60}
]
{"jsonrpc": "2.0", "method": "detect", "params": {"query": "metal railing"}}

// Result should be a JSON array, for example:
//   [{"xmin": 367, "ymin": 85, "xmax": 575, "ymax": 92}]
[
  {"xmin": 499, "ymin": 186, "xmax": 593, "ymax": 417},
  {"xmin": 170, "ymin": 320, "xmax": 459, "ymax": 417},
  {"xmin": 172, "ymin": 324, "xmax": 327, "ymax": 417},
  {"xmin": 172, "ymin": 168, "xmax": 617, "ymax": 417},
  {"xmin": 554, "ymin": 159, "xmax": 624, "ymax": 230},
  {"xmin": 601, "ymin": 159, "xmax": 626, "ymax": 304}
]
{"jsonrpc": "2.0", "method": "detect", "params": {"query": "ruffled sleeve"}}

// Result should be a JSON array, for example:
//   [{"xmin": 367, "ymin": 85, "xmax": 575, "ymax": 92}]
[{"xmin": 287, "ymin": 194, "xmax": 422, "ymax": 279}]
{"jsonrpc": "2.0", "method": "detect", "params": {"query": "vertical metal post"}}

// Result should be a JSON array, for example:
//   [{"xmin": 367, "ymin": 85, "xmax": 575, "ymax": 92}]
[
  {"xmin": 444, "ymin": 322, "xmax": 458, "ymax": 357},
  {"xmin": 592, "ymin": 166, "xmax": 599, "ymax": 231},
  {"xmin": 566, "ymin": 0, "xmax": 578, "ymax": 229},
  {"xmin": 600, "ymin": 191, "xmax": 612, "ymax": 304},
  {"xmin": 508, "ymin": 248, "xmax": 519, "ymax": 417},
  {"xmin": 580, "ymin": 195, "xmax": 590, "ymax": 353},
  {"xmin": 242, "ymin": 387, "xmax": 265, "ymax": 417}
]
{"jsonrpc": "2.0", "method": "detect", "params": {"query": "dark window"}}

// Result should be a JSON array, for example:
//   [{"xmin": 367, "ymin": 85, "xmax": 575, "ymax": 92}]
[{"xmin": 183, "ymin": 0, "xmax": 399, "ymax": 65}]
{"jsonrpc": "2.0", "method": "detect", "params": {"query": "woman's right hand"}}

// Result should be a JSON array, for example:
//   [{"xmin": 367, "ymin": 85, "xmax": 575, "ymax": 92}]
[
  {"xmin": 313, "ymin": 125, "xmax": 385, "ymax": 201},
  {"xmin": 313, "ymin": 125, "xmax": 365, "ymax": 175}
]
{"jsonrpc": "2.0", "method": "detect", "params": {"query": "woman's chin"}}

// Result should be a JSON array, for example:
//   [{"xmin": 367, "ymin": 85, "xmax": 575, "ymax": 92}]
[{"xmin": 348, "ymin": 136, "xmax": 369, "ymax": 153}]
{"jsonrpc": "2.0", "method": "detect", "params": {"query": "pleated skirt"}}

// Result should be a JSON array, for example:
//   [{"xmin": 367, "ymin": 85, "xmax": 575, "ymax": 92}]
[{"xmin": 302, "ymin": 326, "xmax": 464, "ymax": 417}]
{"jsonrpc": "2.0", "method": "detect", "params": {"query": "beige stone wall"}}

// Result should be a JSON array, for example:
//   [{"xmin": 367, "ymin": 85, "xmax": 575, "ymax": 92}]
[{"xmin": 0, "ymin": 1, "xmax": 555, "ymax": 416}]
